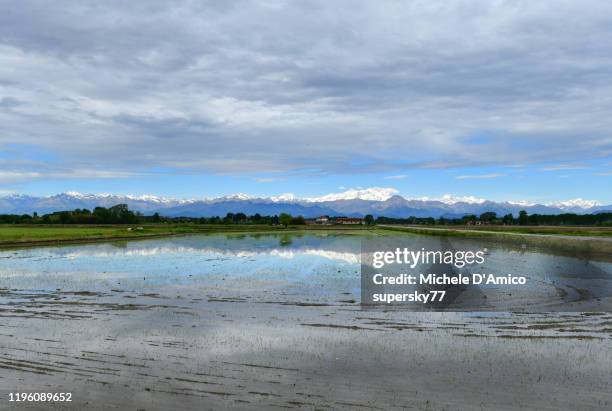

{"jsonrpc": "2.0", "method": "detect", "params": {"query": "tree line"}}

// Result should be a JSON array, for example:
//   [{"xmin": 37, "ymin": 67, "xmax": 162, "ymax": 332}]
[
  {"xmin": 0, "ymin": 205, "xmax": 307, "ymax": 226},
  {"xmin": 375, "ymin": 210, "xmax": 612, "ymax": 226},
  {"xmin": 0, "ymin": 205, "xmax": 610, "ymax": 226}
]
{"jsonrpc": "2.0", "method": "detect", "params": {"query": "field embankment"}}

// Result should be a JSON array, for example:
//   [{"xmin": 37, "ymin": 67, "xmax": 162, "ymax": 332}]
[
  {"xmin": 379, "ymin": 224, "xmax": 612, "ymax": 237},
  {"xmin": 0, "ymin": 224, "xmax": 373, "ymax": 248},
  {"xmin": 378, "ymin": 224, "xmax": 612, "ymax": 262}
]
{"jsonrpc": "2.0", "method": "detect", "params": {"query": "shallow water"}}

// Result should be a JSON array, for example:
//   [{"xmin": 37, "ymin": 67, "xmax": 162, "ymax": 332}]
[{"xmin": 0, "ymin": 233, "xmax": 611, "ymax": 410}]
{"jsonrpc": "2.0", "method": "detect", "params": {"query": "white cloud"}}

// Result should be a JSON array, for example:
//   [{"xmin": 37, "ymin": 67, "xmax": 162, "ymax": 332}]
[
  {"xmin": 0, "ymin": 161, "xmax": 139, "ymax": 183},
  {"xmin": 455, "ymin": 173, "xmax": 506, "ymax": 180},
  {"xmin": 255, "ymin": 177, "xmax": 285, "ymax": 183},
  {"xmin": 0, "ymin": 171, "xmax": 43, "ymax": 183},
  {"xmin": 541, "ymin": 164, "xmax": 589, "ymax": 171},
  {"xmin": 384, "ymin": 174, "xmax": 408, "ymax": 180}
]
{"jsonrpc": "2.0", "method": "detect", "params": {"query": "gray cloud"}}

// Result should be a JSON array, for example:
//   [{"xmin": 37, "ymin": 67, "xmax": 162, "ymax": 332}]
[
  {"xmin": 0, "ymin": 160, "xmax": 141, "ymax": 184},
  {"xmin": 1, "ymin": 0, "xmax": 612, "ymax": 179}
]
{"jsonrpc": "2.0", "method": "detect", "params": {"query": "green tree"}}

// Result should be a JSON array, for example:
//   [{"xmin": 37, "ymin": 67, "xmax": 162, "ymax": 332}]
[
  {"xmin": 290, "ymin": 215, "xmax": 305, "ymax": 225},
  {"xmin": 479, "ymin": 211, "xmax": 497, "ymax": 222},
  {"xmin": 502, "ymin": 213, "xmax": 514, "ymax": 225},
  {"xmin": 364, "ymin": 214, "xmax": 374, "ymax": 225},
  {"xmin": 279, "ymin": 213, "xmax": 292, "ymax": 227},
  {"xmin": 109, "ymin": 204, "xmax": 138, "ymax": 224},
  {"xmin": 518, "ymin": 210, "xmax": 528, "ymax": 225}
]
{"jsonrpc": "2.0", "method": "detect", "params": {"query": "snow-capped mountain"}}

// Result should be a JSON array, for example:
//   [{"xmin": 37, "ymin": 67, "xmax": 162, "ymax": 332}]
[
  {"xmin": 0, "ymin": 190, "xmax": 609, "ymax": 218},
  {"xmin": 547, "ymin": 198, "xmax": 602, "ymax": 212},
  {"xmin": 304, "ymin": 187, "xmax": 399, "ymax": 202},
  {"xmin": 0, "ymin": 192, "xmax": 193, "ymax": 215},
  {"xmin": 413, "ymin": 194, "xmax": 487, "ymax": 205}
]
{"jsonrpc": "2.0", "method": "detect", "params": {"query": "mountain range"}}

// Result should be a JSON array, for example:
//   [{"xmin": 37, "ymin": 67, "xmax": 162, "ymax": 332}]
[{"xmin": 1, "ymin": 189, "xmax": 610, "ymax": 218}]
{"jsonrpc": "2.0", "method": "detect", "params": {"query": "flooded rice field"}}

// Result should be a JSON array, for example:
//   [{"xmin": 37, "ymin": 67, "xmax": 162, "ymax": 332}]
[{"xmin": 0, "ymin": 233, "xmax": 611, "ymax": 410}]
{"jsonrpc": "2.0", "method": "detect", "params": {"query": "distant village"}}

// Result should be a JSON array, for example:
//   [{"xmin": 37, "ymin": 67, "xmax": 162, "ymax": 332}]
[{"xmin": 308, "ymin": 216, "xmax": 365, "ymax": 225}]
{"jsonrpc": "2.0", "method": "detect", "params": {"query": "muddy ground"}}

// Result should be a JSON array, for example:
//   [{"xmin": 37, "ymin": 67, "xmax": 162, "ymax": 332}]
[{"xmin": 1, "ymin": 286, "xmax": 611, "ymax": 410}]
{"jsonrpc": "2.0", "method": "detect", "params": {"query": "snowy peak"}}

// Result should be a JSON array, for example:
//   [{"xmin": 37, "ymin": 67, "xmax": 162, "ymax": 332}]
[
  {"xmin": 63, "ymin": 191, "xmax": 88, "ymax": 198},
  {"xmin": 215, "ymin": 193, "xmax": 254, "ymax": 202},
  {"xmin": 0, "ymin": 189, "xmax": 608, "ymax": 217},
  {"xmin": 548, "ymin": 198, "xmax": 602, "ymax": 210},
  {"xmin": 506, "ymin": 200, "xmax": 537, "ymax": 207},
  {"xmin": 59, "ymin": 192, "xmax": 193, "ymax": 204},
  {"xmin": 305, "ymin": 187, "xmax": 399, "ymax": 202},
  {"xmin": 9, "ymin": 190, "xmax": 604, "ymax": 209},
  {"xmin": 413, "ymin": 194, "xmax": 487, "ymax": 205},
  {"xmin": 270, "ymin": 193, "xmax": 298, "ymax": 203}
]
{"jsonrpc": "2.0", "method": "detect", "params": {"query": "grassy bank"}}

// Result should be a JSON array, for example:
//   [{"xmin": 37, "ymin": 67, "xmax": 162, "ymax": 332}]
[
  {"xmin": 0, "ymin": 224, "xmax": 373, "ymax": 248},
  {"xmin": 378, "ymin": 224, "xmax": 612, "ymax": 262},
  {"xmin": 378, "ymin": 224, "xmax": 612, "ymax": 237}
]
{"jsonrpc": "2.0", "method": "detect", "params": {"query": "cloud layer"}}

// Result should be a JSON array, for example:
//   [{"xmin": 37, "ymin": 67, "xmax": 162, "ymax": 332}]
[{"xmin": 1, "ymin": 1, "xmax": 612, "ymax": 182}]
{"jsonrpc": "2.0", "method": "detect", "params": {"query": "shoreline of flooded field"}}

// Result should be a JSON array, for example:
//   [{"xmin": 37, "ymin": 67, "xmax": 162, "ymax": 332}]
[{"xmin": 0, "ymin": 233, "xmax": 610, "ymax": 410}]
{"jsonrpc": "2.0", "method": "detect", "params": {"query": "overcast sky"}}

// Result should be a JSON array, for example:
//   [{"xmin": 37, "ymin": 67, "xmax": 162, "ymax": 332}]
[{"xmin": 0, "ymin": 1, "xmax": 611, "ymax": 202}]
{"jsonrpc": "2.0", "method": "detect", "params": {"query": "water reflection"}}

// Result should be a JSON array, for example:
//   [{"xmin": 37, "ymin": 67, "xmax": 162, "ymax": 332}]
[
  {"xmin": 0, "ymin": 233, "xmax": 610, "ymax": 310},
  {"xmin": 0, "ymin": 233, "xmax": 361, "ymax": 265},
  {"xmin": 0, "ymin": 234, "xmax": 362, "ymax": 293}
]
